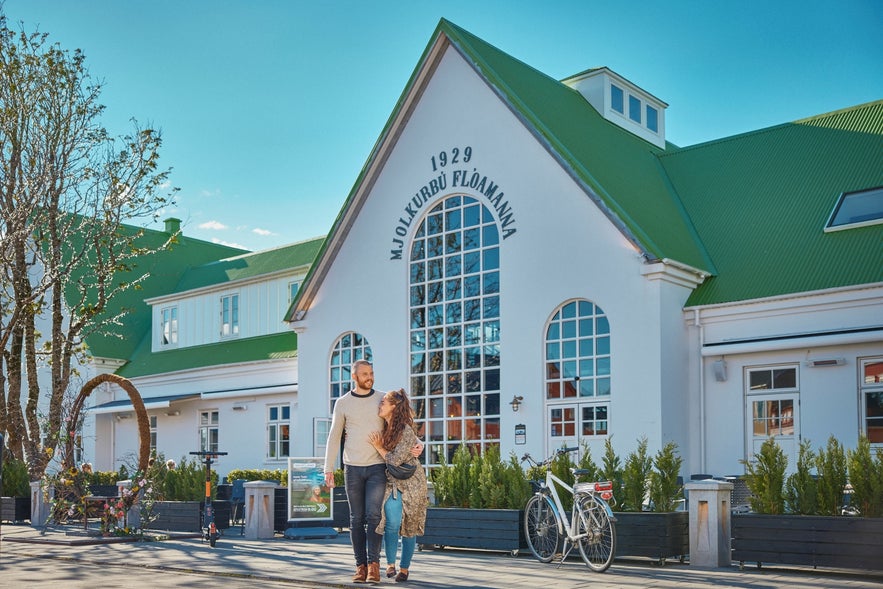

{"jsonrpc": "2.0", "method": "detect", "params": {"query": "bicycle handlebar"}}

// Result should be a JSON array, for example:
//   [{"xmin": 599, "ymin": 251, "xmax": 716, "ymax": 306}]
[{"xmin": 521, "ymin": 446, "xmax": 580, "ymax": 465}]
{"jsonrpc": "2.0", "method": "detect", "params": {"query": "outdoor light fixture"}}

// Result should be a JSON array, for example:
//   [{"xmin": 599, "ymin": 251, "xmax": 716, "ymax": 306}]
[
  {"xmin": 509, "ymin": 395, "xmax": 524, "ymax": 412},
  {"xmin": 165, "ymin": 410, "xmax": 181, "ymax": 417}
]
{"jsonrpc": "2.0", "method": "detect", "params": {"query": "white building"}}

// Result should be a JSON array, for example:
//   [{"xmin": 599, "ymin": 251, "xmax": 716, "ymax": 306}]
[
  {"xmin": 284, "ymin": 19, "xmax": 883, "ymax": 478},
  {"xmin": 83, "ymin": 219, "xmax": 323, "ymax": 475},
  {"xmin": 73, "ymin": 20, "xmax": 882, "ymax": 482}
]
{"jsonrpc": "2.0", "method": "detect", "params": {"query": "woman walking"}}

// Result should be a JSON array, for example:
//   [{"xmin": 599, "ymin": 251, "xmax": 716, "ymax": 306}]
[{"xmin": 368, "ymin": 389, "xmax": 428, "ymax": 583}]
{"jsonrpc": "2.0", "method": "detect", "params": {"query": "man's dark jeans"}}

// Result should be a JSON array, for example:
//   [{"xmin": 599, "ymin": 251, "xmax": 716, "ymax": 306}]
[{"xmin": 344, "ymin": 463, "xmax": 387, "ymax": 566}]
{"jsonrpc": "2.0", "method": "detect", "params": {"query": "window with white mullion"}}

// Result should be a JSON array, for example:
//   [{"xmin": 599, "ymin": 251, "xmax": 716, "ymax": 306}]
[{"xmin": 410, "ymin": 195, "xmax": 501, "ymax": 468}]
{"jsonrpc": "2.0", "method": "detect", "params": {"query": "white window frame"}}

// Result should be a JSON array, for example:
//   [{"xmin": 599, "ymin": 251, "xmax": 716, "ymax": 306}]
[
  {"xmin": 860, "ymin": 357, "xmax": 883, "ymax": 446},
  {"xmin": 267, "ymin": 404, "xmax": 291, "ymax": 459},
  {"xmin": 149, "ymin": 415, "xmax": 157, "ymax": 452},
  {"xmin": 199, "ymin": 410, "xmax": 219, "ymax": 454},
  {"xmin": 160, "ymin": 306, "xmax": 178, "ymax": 347},
  {"xmin": 314, "ymin": 417, "xmax": 331, "ymax": 459},
  {"xmin": 220, "ymin": 293, "xmax": 239, "ymax": 338},
  {"xmin": 289, "ymin": 281, "xmax": 300, "ymax": 302}
]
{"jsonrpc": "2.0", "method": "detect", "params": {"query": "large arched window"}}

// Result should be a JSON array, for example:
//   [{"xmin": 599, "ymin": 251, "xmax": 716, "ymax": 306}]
[
  {"xmin": 329, "ymin": 332, "xmax": 373, "ymax": 412},
  {"xmin": 410, "ymin": 195, "xmax": 501, "ymax": 466},
  {"xmin": 544, "ymin": 300, "xmax": 610, "ymax": 445}
]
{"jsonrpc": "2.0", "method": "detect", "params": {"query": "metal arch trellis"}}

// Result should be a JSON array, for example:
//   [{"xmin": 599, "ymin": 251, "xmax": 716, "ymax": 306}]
[{"xmin": 63, "ymin": 373, "xmax": 150, "ymax": 474}]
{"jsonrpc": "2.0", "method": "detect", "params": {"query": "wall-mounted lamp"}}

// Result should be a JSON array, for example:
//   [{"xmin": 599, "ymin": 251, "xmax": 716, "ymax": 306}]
[
  {"xmin": 232, "ymin": 403, "xmax": 248, "ymax": 412},
  {"xmin": 509, "ymin": 395, "xmax": 524, "ymax": 412},
  {"xmin": 165, "ymin": 410, "xmax": 181, "ymax": 417},
  {"xmin": 713, "ymin": 359, "xmax": 728, "ymax": 382},
  {"xmin": 115, "ymin": 413, "xmax": 132, "ymax": 421},
  {"xmin": 806, "ymin": 357, "xmax": 846, "ymax": 368}
]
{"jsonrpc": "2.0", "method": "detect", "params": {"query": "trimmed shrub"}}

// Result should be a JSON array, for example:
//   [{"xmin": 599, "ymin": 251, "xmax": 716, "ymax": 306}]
[{"xmin": 816, "ymin": 435, "xmax": 848, "ymax": 516}]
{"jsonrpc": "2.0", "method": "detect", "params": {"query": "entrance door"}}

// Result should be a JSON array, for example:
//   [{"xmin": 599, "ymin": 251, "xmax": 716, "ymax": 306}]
[
  {"xmin": 547, "ymin": 403, "xmax": 609, "ymax": 455},
  {"xmin": 746, "ymin": 394, "xmax": 800, "ymax": 470}
]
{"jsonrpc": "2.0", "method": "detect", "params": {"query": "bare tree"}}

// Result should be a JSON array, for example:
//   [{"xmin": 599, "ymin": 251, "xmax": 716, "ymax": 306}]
[{"xmin": 0, "ymin": 12, "xmax": 177, "ymax": 480}]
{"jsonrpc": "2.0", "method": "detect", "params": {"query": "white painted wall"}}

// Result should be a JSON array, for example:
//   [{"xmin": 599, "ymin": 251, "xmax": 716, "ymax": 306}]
[{"xmin": 290, "ymin": 45, "xmax": 690, "ymax": 471}]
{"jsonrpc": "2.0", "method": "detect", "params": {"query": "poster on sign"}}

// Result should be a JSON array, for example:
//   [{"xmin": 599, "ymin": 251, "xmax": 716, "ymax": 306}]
[{"xmin": 287, "ymin": 457, "xmax": 333, "ymax": 521}]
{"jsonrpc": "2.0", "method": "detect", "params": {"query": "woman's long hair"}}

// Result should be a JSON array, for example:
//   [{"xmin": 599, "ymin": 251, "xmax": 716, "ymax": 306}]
[{"xmin": 381, "ymin": 388, "xmax": 416, "ymax": 451}]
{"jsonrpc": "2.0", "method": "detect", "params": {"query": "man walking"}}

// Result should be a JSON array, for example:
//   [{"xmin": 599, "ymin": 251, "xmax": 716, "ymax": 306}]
[{"xmin": 323, "ymin": 360, "xmax": 387, "ymax": 584}]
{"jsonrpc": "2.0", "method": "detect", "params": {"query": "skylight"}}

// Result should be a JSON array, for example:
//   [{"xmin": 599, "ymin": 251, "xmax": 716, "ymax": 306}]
[{"xmin": 825, "ymin": 187, "xmax": 883, "ymax": 232}]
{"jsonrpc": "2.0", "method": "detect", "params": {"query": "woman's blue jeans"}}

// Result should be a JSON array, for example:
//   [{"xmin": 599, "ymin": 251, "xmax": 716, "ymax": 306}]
[
  {"xmin": 383, "ymin": 490, "xmax": 415, "ymax": 569},
  {"xmin": 344, "ymin": 463, "xmax": 387, "ymax": 566}
]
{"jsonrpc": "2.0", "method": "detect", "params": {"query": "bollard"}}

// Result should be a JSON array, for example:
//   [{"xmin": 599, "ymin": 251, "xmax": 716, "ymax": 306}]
[
  {"xmin": 686, "ymin": 479, "xmax": 733, "ymax": 567},
  {"xmin": 243, "ymin": 480, "xmax": 277, "ymax": 539},
  {"xmin": 30, "ymin": 480, "xmax": 53, "ymax": 528}
]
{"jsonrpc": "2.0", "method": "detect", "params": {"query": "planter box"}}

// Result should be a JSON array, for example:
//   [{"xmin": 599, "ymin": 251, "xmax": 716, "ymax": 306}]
[
  {"xmin": 417, "ymin": 508, "xmax": 524, "ymax": 554},
  {"xmin": 614, "ymin": 511, "xmax": 689, "ymax": 564},
  {"xmin": 149, "ymin": 501, "xmax": 202, "ymax": 532},
  {"xmin": 1, "ymin": 496, "xmax": 31, "ymax": 523},
  {"xmin": 732, "ymin": 513, "xmax": 883, "ymax": 571}
]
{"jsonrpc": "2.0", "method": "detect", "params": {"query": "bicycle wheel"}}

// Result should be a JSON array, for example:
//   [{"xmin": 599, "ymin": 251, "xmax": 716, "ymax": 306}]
[
  {"xmin": 523, "ymin": 493, "xmax": 560, "ymax": 563},
  {"xmin": 575, "ymin": 494, "xmax": 616, "ymax": 572}
]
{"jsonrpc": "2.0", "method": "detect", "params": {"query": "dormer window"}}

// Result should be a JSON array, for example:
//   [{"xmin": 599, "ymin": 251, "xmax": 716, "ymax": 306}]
[
  {"xmin": 611, "ymin": 84, "xmax": 624, "ymax": 114},
  {"xmin": 825, "ymin": 186, "xmax": 883, "ymax": 232},
  {"xmin": 646, "ymin": 105, "xmax": 658, "ymax": 133},
  {"xmin": 629, "ymin": 95, "xmax": 641, "ymax": 124},
  {"xmin": 564, "ymin": 67, "xmax": 668, "ymax": 149}
]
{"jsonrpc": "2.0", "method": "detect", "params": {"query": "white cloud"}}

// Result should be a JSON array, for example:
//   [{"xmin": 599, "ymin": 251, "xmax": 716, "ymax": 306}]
[
  {"xmin": 211, "ymin": 237, "xmax": 249, "ymax": 250},
  {"xmin": 199, "ymin": 220, "xmax": 228, "ymax": 230},
  {"xmin": 252, "ymin": 227, "xmax": 274, "ymax": 236}
]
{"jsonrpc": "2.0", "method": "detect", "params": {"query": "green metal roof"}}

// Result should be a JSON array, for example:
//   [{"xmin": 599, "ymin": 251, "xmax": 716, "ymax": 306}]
[
  {"xmin": 117, "ymin": 331, "xmax": 298, "ymax": 379},
  {"xmin": 77, "ymin": 224, "xmax": 249, "ymax": 361},
  {"xmin": 661, "ymin": 100, "xmax": 883, "ymax": 306},
  {"xmin": 173, "ymin": 236, "xmax": 325, "ymax": 294},
  {"xmin": 438, "ymin": 19, "xmax": 714, "ymax": 273}
]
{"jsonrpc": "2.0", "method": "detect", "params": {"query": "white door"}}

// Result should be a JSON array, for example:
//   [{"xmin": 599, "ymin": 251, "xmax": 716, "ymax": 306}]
[
  {"xmin": 746, "ymin": 394, "xmax": 800, "ymax": 470},
  {"xmin": 546, "ymin": 402, "xmax": 609, "ymax": 456}
]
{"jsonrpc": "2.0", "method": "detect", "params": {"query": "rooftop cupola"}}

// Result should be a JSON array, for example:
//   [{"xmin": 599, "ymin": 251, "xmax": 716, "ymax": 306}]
[
  {"xmin": 563, "ymin": 67, "xmax": 668, "ymax": 149},
  {"xmin": 164, "ymin": 217, "xmax": 182, "ymax": 235}
]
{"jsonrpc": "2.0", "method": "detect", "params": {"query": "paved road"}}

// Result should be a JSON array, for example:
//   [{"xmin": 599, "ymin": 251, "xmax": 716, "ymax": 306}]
[{"xmin": 1, "ymin": 523, "xmax": 882, "ymax": 589}]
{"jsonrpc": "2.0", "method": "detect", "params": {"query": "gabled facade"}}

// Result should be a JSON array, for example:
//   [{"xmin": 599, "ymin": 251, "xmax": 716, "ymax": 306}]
[
  {"xmin": 81, "ymin": 225, "xmax": 324, "ymax": 475},
  {"xmin": 286, "ymin": 19, "xmax": 883, "ymax": 478}
]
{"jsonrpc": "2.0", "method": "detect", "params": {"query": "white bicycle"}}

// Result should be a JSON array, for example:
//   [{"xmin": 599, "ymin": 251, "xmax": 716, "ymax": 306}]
[{"xmin": 521, "ymin": 447, "xmax": 617, "ymax": 572}]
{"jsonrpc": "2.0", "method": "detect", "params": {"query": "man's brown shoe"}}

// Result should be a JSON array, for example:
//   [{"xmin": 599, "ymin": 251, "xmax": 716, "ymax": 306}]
[
  {"xmin": 367, "ymin": 562, "xmax": 381, "ymax": 584},
  {"xmin": 353, "ymin": 564, "xmax": 367, "ymax": 583}
]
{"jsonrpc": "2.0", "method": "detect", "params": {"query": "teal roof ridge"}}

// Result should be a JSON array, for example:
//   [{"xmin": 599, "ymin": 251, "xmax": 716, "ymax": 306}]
[{"xmin": 661, "ymin": 98, "xmax": 883, "ymax": 156}]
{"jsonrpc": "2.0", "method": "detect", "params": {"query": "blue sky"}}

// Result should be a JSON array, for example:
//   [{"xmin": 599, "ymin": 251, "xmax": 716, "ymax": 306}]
[{"xmin": 4, "ymin": 0, "xmax": 882, "ymax": 251}]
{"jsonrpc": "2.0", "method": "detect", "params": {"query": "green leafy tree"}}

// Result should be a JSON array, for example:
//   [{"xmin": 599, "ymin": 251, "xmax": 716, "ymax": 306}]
[
  {"xmin": 742, "ymin": 437, "xmax": 788, "ymax": 514},
  {"xmin": 0, "ymin": 10, "xmax": 176, "ymax": 482},
  {"xmin": 847, "ymin": 435, "xmax": 883, "ymax": 518},
  {"xmin": 816, "ymin": 435, "xmax": 848, "ymax": 516},
  {"xmin": 784, "ymin": 439, "xmax": 818, "ymax": 515}
]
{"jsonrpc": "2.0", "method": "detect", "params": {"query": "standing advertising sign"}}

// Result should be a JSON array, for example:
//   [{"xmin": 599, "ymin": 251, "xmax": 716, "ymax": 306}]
[{"xmin": 287, "ymin": 457, "xmax": 333, "ymax": 522}]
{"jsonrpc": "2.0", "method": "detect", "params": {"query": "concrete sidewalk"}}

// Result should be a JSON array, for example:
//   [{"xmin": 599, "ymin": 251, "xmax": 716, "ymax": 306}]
[{"xmin": 1, "ymin": 524, "xmax": 881, "ymax": 589}]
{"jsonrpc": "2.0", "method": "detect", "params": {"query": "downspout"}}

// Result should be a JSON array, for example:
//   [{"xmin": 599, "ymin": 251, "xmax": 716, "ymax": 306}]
[{"xmin": 693, "ymin": 308, "xmax": 706, "ymax": 473}]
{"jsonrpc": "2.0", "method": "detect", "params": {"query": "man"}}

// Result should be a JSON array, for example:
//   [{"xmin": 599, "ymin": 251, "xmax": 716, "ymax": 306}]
[{"xmin": 324, "ymin": 360, "xmax": 422, "ymax": 584}]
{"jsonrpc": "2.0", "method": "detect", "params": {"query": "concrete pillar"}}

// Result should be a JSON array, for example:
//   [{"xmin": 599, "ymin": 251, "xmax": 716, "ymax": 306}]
[
  {"xmin": 686, "ymin": 479, "xmax": 733, "ymax": 568},
  {"xmin": 30, "ymin": 480, "xmax": 52, "ymax": 527},
  {"xmin": 244, "ymin": 481, "xmax": 277, "ymax": 539}
]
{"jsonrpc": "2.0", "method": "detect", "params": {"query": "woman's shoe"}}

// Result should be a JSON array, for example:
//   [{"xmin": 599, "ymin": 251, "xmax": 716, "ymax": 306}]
[
  {"xmin": 386, "ymin": 565, "xmax": 397, "ymax": 578},
  {"xmin": 395, "ymin": 568, "xmax": 409, "ymax": 583}
]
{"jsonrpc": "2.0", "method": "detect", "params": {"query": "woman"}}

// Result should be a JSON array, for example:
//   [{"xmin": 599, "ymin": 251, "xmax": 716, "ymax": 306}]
[{"xmin": 368, "ymin": 388, "xmax": 428, "ymax": 583}]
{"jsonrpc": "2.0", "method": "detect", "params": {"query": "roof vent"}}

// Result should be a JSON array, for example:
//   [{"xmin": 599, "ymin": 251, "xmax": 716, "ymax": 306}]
[{"xmin": 164, "ymin": 217, "xmax": 182, "ymax": 235}]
